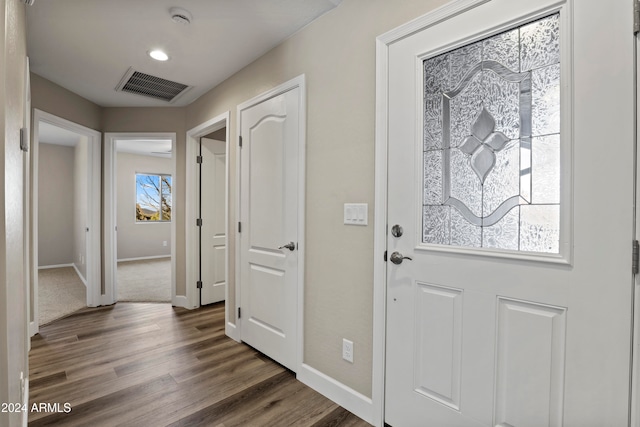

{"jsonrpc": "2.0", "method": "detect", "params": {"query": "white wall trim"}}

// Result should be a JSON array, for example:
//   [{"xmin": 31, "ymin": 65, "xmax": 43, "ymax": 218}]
[
  {"xmin": 298, "ymin": 364, "xmax": 374, "ymax": 425},
  {"xmin": 236, "ymin": 74, "xmax": 306, "ymax": 372},
  {"xmin": 172, "ymin": 295, "xmax": 189, "ymax": 308},
  {"xmin": 37, "ymin": 263, "xmax": 73, "ymax": 270},
  {"xmin": 117, "ymin": 255, "xmax": 171, "ymax": 263},
  {"xmin": 32, "ymin": 109, "xmax": 102, "ymax": 335},
  {"xmin": 373, "ymin": 1, "xmax": 490, "ymax": 425},
  {"xmin": 631, "ymin": 28, "xmax": 640, "ymax": 427},
  {"xmin": 104, "ymin": 132, "xmax": 177, "ymax": 307},
  {"xmin": 185, "ymin": 111, "xmax": 231, "ymax": 314},
  {"xmin": 72, "ymin": 263, "xmax": 87, "ymax": 287}
]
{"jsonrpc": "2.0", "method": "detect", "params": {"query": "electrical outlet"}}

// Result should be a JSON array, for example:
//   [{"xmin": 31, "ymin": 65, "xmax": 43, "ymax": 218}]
[
  {"xmin": 342, "ymin": 339, "xmax": 354, "ymax": 363},
  {"xmin": 163, "ymin": 241, "xmax": 168, "ymax": 247}
]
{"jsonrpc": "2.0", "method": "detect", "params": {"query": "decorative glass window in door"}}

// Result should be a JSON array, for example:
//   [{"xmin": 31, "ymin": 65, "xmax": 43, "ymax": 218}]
[{"xmin": 423, "ymin": 13, "xmax": 560, "ymax": 253}]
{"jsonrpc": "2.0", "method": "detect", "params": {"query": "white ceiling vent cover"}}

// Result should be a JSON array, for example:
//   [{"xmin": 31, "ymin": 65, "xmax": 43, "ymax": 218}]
[{"xmin": 115, "ymin": 67, "xmax": 192, "ymax": 103}]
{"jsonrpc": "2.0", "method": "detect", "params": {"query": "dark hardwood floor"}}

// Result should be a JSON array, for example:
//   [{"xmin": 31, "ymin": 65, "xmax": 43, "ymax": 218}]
[{"xmin": 29, "ymin": 302, "xmax": 371, "ymax": 426}]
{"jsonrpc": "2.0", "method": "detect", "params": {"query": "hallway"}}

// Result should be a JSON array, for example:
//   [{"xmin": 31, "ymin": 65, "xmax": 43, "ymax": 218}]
[{"xmin": 29, "ymin": 303, "xmax": 369, "ymax": 426}]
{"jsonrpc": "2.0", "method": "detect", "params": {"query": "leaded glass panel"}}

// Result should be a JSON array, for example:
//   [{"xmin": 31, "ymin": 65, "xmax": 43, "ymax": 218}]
[{"xmin": 422, "ymin": 13, "xmax": 561, "ymax": 254}]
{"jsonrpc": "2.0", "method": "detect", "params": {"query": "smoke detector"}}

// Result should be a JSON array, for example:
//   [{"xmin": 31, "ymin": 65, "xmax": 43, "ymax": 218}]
[{"xmin": 170, "ymin": 7, "xmax": 192, "ymax": 25}]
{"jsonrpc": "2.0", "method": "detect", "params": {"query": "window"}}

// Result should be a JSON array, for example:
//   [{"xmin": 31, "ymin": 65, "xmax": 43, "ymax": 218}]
[
  {"xmin": 136, "ymin": 173, "xmax": 172, "ymax": 222},
  {"xmin": 422, "ymin": 13, "xmax": 560, "ymax": 253}
]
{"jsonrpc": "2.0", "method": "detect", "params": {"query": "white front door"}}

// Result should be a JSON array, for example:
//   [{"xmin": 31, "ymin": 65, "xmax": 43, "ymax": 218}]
[
  {"xmin": 200, "ymin": 137, "xmax": 226, "ymax": 305},
  {"xmin": 238, "ymin": 79, "xmax": 303, "ymax": 371},
  {"xmin": 384, "ymin": 0, "xmax": 634, "ymax": 425}
]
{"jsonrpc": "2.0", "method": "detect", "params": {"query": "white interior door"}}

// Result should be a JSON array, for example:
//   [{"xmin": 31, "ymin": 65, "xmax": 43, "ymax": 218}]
[
  {"xmin": 384, "ymin": 0, "xmax": 634, "ymax": 426},
  {"xmin": 200, "ymin": 137, "xmax": 226, "ymax": 305},
  {"xmin": 238, "ymin": 85, "xmax": 301, "ymax": 372}
]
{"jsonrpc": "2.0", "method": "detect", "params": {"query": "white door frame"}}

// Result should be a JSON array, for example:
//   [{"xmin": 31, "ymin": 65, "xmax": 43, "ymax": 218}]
[
  {"xmin": 185, "ymin": 112, "xmax": 231, "ymax": 327},
  {"xmin": 373, "ymin": 1, "xmax": 493, "ymax": 425},
  {"xmin": 103, "ymin": 132, "xmax": 177, "ymax": 306},
  {"xmin": 631, "ymin": 26, "xmax": 640, "ymax": 427},
  {"xmin": 236, "ymin": 74, "xmax": 306, "ymax": 370},
  {"xmin": 31, "ymin": 109, "xmax": 102, "ymax": 335}
]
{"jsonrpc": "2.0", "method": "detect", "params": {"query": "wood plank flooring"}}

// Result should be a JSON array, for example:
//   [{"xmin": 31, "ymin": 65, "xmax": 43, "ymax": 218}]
[{"xmin": 29, "ymin": 302, "xmax": 371, "ymax": 427}]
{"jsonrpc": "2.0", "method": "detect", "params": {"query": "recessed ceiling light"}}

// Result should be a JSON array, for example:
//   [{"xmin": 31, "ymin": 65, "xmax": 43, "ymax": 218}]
[{"xmin": 149, "ymin": 50, "xmax": 169, "ymax": 61}]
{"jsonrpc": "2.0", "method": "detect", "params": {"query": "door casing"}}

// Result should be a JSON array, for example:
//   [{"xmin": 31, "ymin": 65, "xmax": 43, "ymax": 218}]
[
  {"xmin": 31, "ymin": 109, "xmax": 102, "ymax": 335},
  {"xmin": 103, "ymin": 132, "xmax": 177, "ymax": 306},
  {"xmin": 185, "ymin": 113, "xmax": 231, "ymax": 332}
]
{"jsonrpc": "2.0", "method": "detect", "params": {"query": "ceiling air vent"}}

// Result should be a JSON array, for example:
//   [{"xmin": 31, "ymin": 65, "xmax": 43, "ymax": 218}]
[{"xmin": 115, "ymin": 68, "xmax": 191, "ymax": 103}]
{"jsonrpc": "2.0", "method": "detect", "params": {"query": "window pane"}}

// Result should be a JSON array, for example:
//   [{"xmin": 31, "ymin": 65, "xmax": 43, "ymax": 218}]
[
  {"xmin": 422, "ymin": 13, "xmax": 561, "ymax": 254},
  {"xmin": 136, "ymin": 173, "xmax": 171, "ymax": 222}
]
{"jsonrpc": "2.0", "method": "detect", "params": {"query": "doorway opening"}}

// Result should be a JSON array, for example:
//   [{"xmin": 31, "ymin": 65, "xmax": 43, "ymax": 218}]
[
  {"xmin": 104, "ymin": 133, "xmax": 177, "ymax": 305},
  {"xmin": 185, "ymin": 112, "xmax": 230, "ymax": 328},
  {"xmin": 31, "ymin": 110, "xmax": 101, "ymax": 335}
]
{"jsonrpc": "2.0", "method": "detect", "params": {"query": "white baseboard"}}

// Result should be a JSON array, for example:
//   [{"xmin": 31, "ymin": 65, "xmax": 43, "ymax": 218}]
[
  {"xmin": 172, "ymin": 295, "xmax": 190, "ymax": 308},
  {"xmin": 22, "ymin": 379, "xmax": 29, "ymax": 427},
  {"xmin": 117, "ymin": 255, "xmax": 171, "ymax": 262},
  {"xmin": 72, "ymin": 263, "xmax": 87, "ymax": 287},
  {"xmin": 29, "ymin": 320, "xmax": 37, "ymax": 338},
  {"xmin": 226, "ymin": 321, "xmax": 240, "ymax": 342},
  {"xmin": 38, "ymin": 263, "xmax": 73, "ymax": 270},
  {"xmin": 297, "ymin": 363, "xmax": 374, "ymax": 425}
]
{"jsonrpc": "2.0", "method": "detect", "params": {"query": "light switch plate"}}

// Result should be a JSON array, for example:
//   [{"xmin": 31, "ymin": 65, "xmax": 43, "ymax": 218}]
[{"xmin": 344, "ymin": 203, "xmax": 368, "ymax": 226}]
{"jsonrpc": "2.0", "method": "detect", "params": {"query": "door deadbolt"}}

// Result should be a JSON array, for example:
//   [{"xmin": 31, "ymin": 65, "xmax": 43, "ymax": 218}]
[{"xmin": 391, "ymin": 224, "xmax": 403, "ymax": 238}]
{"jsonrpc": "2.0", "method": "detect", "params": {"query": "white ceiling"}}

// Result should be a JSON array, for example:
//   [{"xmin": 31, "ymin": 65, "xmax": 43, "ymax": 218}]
[{"xmin": 26, "ymin": 0, "xmax": 342, "ymax": 108}]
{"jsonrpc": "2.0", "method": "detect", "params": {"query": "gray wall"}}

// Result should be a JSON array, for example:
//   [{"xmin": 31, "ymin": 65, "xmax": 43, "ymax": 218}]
[
  {"xmin": 117, "ymin": 151, "xmax": 172, "ymax": 260},
  {"xmin": 38, "ymin": 143, "xmax": 74, "ymax": 266}
]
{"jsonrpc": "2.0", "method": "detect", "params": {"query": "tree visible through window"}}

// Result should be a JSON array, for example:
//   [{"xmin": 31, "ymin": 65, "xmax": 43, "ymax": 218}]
[{"xmin": 136, "ymin": 173, "xmax": 172, "ymax": 222}]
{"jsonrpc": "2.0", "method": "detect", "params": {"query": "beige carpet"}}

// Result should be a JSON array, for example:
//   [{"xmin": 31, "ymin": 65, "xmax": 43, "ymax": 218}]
[
  {"xmin": 117, "ymin": 257, "xmax": 171, "ymax": 302},
  {"xmin": 38, "ymin": 267, "xmax": 86, "ymax": 326}
]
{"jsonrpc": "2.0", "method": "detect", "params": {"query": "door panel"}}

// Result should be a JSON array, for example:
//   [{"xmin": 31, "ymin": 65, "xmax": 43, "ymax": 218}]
[
  {"xmin": 384, "ymin": 0, "xmax": 634, "ymax": 425},
  {"xmin": 239, "ymin": 88, "xmax": 300, "ymax": 371},
  {"xmin": 201, "ymin": 138, "xmax": 226, "ymax": 305}
]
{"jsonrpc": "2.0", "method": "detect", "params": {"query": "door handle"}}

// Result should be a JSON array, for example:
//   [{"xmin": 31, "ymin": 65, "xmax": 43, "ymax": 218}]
[
  {"xmin": 389, "ymin": 251, "xmax": 412, "ymax": 265},
  {"xmin": 279, "ymin": 242, "xmax": 296, "ymax": 251}
]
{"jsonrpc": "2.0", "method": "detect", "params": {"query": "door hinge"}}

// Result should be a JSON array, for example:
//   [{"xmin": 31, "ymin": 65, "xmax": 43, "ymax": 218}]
[
  {"xmin": 633, "ymin": 240, "xmax": 639, "ymax": 274},
  {"xmin": 238, "ymin": 222, "xmax": 242, "ymax": 233},
  {"xmin": 238, "ymin": 307, "xmax": 241, "ymax": 319},
  {"xmin": 196, "ymin": 281, "xmax": 203, "ymax": 289},
  {"xmin": 635, "ymin": 0, "xmax": 640, "ymax": 34},
  {"xmin": 196, "ymin": 218, "xmax": 202, "ymax": 227},
  {"xmin": 383, "ymin": 250, "xmax": 387, "ymax": 262},
  {"xmin": 239, "ymin": 135, "xmax": 243, "ymax": 148},
  {"xmin": 196, "ymin": 155, "xmax": 203, "ymax": 164}
]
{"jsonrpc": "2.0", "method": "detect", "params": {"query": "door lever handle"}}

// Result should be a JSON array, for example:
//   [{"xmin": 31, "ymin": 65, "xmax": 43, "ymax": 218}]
[
  {"xmin": 279, "ymin": 242, "xmax": 296, "ymax": 251},
  {"xmin": 389, "ymin": 251, "xmax": 412, "ymax": 265}
]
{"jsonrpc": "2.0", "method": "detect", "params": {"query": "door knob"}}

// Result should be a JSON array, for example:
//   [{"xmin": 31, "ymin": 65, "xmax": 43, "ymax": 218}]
[
  {"xmin": 279, "ymin": 242, "xmax": 296, "ymax": 251},
  {"xmin": 389, "ymin": 251, "xmax": 412, "ymax": 265}
]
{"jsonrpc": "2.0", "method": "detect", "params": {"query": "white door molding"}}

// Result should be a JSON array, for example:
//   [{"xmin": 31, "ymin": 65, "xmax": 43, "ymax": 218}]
[
  {"xmin": 185, "ymin": 112, "xmax": 231, "ymax": 331},
  {"xmin": 31, "ymin": 109, "xmax": 102, "ymax": 335},
  {"xmin": 103, "ymin": 132, "xmax": 177, "ymax": 306}
]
